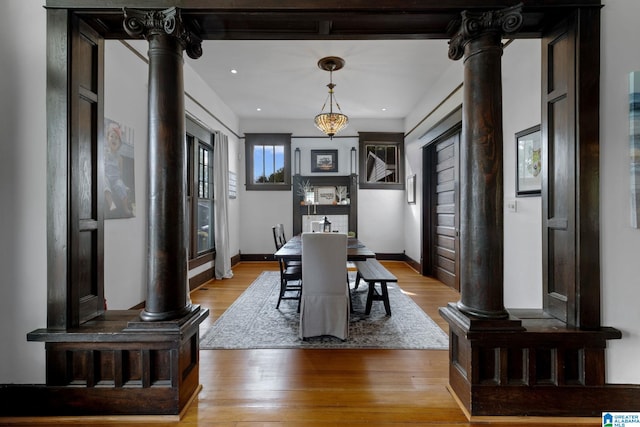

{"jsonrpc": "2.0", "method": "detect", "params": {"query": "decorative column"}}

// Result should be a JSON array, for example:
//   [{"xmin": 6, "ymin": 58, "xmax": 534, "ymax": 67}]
[
  {"xmin": 448, "ymin": 5, "xmax": 523, "ymax": 319},
  {"xmin": 124, "ymin": 8, "xmax": 202, "ymax": 321}
]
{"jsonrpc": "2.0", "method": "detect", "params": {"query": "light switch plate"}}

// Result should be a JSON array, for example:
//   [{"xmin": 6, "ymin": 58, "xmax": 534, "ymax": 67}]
[{"xmin": 506, "ymin": 199, "xmax": 518, "ymax": 212}]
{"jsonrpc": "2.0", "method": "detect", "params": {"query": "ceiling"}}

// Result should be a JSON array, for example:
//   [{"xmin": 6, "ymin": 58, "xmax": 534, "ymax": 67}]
[
  {"xmin": 183, "ymin": 39, "xmax": 455, "ymax": 121},
  {"xmin": 82, "ymin": 1, "xmax": 581, "ymax": 124}
]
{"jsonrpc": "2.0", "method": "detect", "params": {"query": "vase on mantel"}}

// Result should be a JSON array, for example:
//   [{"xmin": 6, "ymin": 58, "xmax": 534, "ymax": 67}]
[{"xmin": 336, "ymin": 185, "xmax": 348, "ymax": 204}]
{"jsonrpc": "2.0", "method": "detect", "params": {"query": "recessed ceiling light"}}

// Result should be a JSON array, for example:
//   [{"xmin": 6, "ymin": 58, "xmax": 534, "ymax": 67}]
[
  {"xmin": 256, "ymin": 107, "xmax": 262, "ymax": 112},
  {"xmin": 230, "ymin": 69, "xmax": 238, "ymax": 74},
  {"xmin": 381, "ymin": 107, "xmax": 387, "ymax": 112}
]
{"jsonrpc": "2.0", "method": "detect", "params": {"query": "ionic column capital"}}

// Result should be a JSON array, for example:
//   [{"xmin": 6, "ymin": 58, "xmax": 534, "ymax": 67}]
[
  {"xmin": 123, "ymin": 7, "xmax": 202, "ymax": 59},
  {"xmin": 448, "ymin": 4, "xmax": 523, "ymax": 60}
]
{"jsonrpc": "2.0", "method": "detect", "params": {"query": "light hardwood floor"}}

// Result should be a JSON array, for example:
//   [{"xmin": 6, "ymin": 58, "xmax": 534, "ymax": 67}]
[{"xmin": 5, "ymin": 261, "xmax": 600, "ymax": 426}]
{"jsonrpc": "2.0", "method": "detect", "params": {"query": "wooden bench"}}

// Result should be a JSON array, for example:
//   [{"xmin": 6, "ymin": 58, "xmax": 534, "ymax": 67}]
[{"xmin": 354, "ymin": 259, "xmax": 397, "ymax": 316}]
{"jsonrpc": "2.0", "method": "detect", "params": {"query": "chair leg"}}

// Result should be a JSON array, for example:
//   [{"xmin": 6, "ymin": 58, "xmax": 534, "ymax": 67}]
[
  {"xmin": 276, "ymin": 278, "xmax": 285, "ymax": 309},
  {"xmin": 347, "ymin": 274, "xmax": 354, "ymax": 313},
  {"xmin": 277, "ymin": 278, "xmax": 302, "ymax": 311}
]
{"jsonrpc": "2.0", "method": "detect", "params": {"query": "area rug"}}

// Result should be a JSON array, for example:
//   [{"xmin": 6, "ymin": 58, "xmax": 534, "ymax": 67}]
[{"xmin": 200, "ymin": 271, "xmax": 449, "ymax": 350}]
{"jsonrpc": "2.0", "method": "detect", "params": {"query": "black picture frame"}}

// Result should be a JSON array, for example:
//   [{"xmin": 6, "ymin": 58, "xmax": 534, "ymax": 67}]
[
  {"xmin": 311, "ymin": 149, "xmax": 338, "ymax": 172},
  {"xmin": 516, "ymin": 124, "xmax": 542, "ymax": 197}
]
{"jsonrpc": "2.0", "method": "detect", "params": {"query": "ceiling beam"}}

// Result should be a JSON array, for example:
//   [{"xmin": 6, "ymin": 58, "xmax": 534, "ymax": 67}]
[{"xmin": 49, "ymin": 0, "xmax": 601, "ymax": 41}]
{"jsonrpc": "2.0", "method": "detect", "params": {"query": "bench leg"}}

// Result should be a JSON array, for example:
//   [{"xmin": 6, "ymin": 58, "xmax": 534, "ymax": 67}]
[
  {"xmin": 364, "ymin": 281, "xmax": 392, "ymax": 316},
  {"xmin": 381, "ymin": 282, "xmax": 391, "ymax": 316},
  {"xmin": 355, "ymin": 271, "xmax": 362, "ymax": 289},
  {"xmin": 365, "ymin": 281, "xmax": 375, "ymax": 314}
]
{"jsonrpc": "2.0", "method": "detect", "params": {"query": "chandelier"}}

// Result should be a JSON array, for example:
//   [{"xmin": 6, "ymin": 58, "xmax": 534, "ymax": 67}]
[{"xmin": 314, "ymin": 56, "xmax": 349, "ymax": 139}]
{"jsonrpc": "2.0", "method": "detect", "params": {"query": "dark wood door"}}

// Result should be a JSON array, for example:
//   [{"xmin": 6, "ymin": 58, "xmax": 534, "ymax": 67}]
[
  {"xmin": 541, "ymin": 10, "xmax": 601, "ymax": 328},
  {"xmin": 69, "ymin": 18, "xmax": 105, "ymax": 326},
  {"xmin": 432, "ymin": 133, "xmax": 460, "ymax": 290},
  {"xmin": 421, "ymin": 108, "xmax": 461, "ymax": 289},
  {"xmin": 542, "ymin": 19, "xmax": 575, "ymax": 324}
]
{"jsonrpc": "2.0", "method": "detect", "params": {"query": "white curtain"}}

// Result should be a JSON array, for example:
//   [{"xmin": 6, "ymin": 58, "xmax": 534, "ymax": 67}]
[{"xmin": 213, "ymin": 131, "xmax": 233, "ymax": 279}]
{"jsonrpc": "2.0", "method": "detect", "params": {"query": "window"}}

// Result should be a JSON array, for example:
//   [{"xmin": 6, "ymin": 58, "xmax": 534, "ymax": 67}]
[
  {"xmin": 245, "ymin": 133, "xmax": 292, "ymax": 191},
  {"xmin": 358, "ymin": 132, "xmax": 404, "ymax": 189},
  {"xmin": 187, "ymin": 119, "xmax": 215, "ymax": 259},
  {"xmin": 196, "ymin": 144, "xmax": 214, "ymax": 254}
]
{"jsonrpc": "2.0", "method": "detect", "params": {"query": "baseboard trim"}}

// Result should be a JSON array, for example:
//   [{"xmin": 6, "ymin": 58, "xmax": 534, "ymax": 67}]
[
  {"xmin": 239, "ymin": 253, "xmax": 409, "ymax": 262},
  {"xmin": 446, "ymin": 385, "xmax": 601, "ymax": 424},
  {"xmin": 231, "ymin": 253, "xmax": 241, "ymax": 266},
  {"xmin": 403, "ymin": 254, "xmax": 421, "ymax": 273},
  {"xmin": 189, "ymin": 268, "xmax": 214, "ymax": 290},
  {"xmin": 240, "ymin": 253, "xmax": 276, "ymax": 262},
  {"xmin": 0, "ymin": 413, "xmax": 180, "ymax": 424},
  {"xmin": 374, "ymin": 252, "xmax": 404, "ymax": 261}
]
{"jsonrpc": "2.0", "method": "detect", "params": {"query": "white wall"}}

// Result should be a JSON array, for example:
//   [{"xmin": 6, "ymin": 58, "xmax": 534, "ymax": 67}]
[
  {"xmin": 0, "ymin": 0, "xmax": 47, "ymax": 383},
  {"xmin": 600, "ymin": 0, "xmax": 640, "ymax": 383},
  {"xmin": 103, "ymin": 41, "xmax": 149, "ymax": 309},
  {"xmin": 239, "ymin": 117, "xmax": 406, "ymax": 255},
  {"xmin": 404, "ymin": 60, "xmax": 464, "ymax": 264},
  {"xmin": 501, "ymin": 39, "xmax": 543, "ymax": 309}
]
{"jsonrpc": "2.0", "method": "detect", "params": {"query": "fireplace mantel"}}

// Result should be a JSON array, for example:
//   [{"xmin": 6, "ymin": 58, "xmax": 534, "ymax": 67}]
[{"xmin": 292, "ymin": 174, "xmax": 358, "ymax": 236}]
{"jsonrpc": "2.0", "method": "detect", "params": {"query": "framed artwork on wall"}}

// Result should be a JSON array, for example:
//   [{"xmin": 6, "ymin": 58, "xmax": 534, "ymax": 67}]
[
  {"xmin": 104, "ymin": 118, "xmax": 136, "ymax": 219},
  {"xmin": 315, "ymin": 186, "xmax": 337, "ymax": 204},
  {"xmin": 515, "ymin": 124, "xmax": 542, "ymax": 197},
  {"xmin": 358, "ymin": 132, "xmax": 404, "ymax": 190},
  {"xmin": 311, "ymin": 149, "xmax": 338, "ymax": 172},
  {"xmin": 630, "ymin": 71, "xmax": 640, "ymax": 227}
]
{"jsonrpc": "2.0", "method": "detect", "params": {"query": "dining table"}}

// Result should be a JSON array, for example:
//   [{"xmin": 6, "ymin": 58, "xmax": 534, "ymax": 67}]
[{"xmin": 274, "ymin": 234, "xmax": 376, "ymax": 262}]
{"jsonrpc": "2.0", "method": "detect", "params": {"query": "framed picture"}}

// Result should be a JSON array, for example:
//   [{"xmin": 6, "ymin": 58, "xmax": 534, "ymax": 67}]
[
  {"xmin": 311, "ymin": 149, "xmax": 338, "ymax": 172},
  {"xmin": 630, "ymin": 71, "xmax": 640, "ymax": 227},
  {"xmin": 516, "ymin": 125, "xmax": 542, "ymax": 197},
  {"xmin": 407, "ymin": 174, "xmax": 416, "ymax": 204},
  {"xmin": 104, "ymin": 118, "xmax": 136, "ymax": 219},
  {"xmin": 315, "ymin": 186, "xmax": 337, "ymax": 205}
]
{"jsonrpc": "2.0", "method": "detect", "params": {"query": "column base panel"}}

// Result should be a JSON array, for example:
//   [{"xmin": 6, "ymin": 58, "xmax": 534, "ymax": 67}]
[
  {"xmin": 439, "ymin": 304, "xmax": 639, "ymax": 417},
  {"xmin": 19, "ymin": 306, "xmax": 209, "ymax": 416}
]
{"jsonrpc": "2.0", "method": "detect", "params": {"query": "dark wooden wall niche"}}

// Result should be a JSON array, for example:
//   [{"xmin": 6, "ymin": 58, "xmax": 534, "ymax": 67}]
[{"xmin": 292, "ymin": 174, "xmax": 358, "ymax": 236}]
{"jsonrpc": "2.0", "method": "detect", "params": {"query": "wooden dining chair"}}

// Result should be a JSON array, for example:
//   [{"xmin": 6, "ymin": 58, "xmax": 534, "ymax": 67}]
[
  {"xmin": 276, "ymin": 256, "xmax": 302, "ymax": 311},
  {"xmin": 299, "ymin": 232, "xmax": 349, "ymax": 340},
  {"xmin": 272, "ymin": 224, "xmax": 301, "ymax": 268},
  {"xmin": 272, "ymin": 223, "xmax": 287, "ymax": 250},
  {"xmin": 273, "ymin": 224, "xmax": 302, "ymax": 310}
]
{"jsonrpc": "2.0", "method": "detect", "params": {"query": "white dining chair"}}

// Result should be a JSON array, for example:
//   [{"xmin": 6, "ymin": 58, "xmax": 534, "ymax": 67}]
[{"xmin": 299, "ymin": 232, "xmax": 349, "ymax": 340}]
